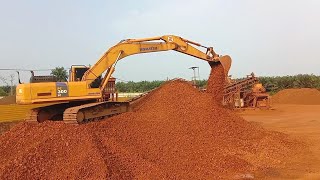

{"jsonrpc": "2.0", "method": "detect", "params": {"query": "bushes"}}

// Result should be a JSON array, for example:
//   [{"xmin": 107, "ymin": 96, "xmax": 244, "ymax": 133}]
[
  {"xmin": 116, "ymin": 80, "xmax": 164, "ymax": 93},
  {"xmin": 259, "ymin": 74, "xmax": 320, "ymax": 93},
  {"xmin": 116, "ymin": 79, "xmax": 209, "ymax": 93},
  {"xmin": 0, "ymin": 86, "xmax": 14, "ymax": 96},
  {"xmin": 0, "ymin": 88, "xmax": 7, "ymax": 96}
]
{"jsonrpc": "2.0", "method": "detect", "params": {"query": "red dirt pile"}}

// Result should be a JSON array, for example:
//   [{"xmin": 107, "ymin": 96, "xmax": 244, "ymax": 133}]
[
  {"xmin": 0, "ymin": 122, "xmax": 110, "ymax": 179},
  {"xmin": 0, "ymin": 96, "xmax": 16, "ymax": 105},
  {"xmin": 0, "ymin": 64, "xmax": 314, "ymax": 179},
  {"xmin": 272, "ymin": 88, "xmax": 320, "ymax": 105}
]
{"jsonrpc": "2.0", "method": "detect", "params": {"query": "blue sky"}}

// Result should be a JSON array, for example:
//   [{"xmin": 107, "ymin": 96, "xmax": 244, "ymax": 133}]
[{"xmin": 0, "ymin": 0, "xmax": 319, "ymax": 84}]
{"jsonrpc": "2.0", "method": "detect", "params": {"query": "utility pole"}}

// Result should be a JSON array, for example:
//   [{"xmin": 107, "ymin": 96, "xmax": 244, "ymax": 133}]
[
  {"xmin": 9, "ymin": 74, "xmax": 14, "ymax": 95},
  {"xmin": 189, "ymin": 66, "xmax": 199, "ymax": 86}
]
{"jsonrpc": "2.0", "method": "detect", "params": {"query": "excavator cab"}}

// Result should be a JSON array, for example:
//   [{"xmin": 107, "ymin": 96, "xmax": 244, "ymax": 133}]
[
  {"xmin": 69, "ymin": 65, "xmax": 102, "ymax": 88},
  {"xmin": 69, "ymin": 65, "xmax": 88, "ymax": 82}
]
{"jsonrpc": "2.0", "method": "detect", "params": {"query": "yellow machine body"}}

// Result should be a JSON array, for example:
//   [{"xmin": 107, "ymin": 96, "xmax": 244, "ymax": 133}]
[{"xmin": 16, "ymin": 82, "xmax": 101, "ymax": 104}]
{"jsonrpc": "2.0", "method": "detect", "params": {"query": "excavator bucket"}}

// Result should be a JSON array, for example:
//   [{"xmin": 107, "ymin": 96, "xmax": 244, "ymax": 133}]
[
  {"xmin": 219, "ymin": 55, "xmax": 232, "ymax": 75},
  {"xmin": 209, "ymin": 55, "xmax": 232, "ymax": 75}
]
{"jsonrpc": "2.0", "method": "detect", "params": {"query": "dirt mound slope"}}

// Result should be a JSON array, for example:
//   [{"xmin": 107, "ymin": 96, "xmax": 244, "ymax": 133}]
[
  {"xmin": 0, "ymin": 64, "xmax": 314, "ymax": 179},
  {"xmin": 272, "ymin": 88, "xmax": 320, "ymax": 105},
  {"xmin": 0, "ymin": 122, "xmax": 20, "ymax": 135},
  {"xmin": 0, "ymin": 96, "xmax": 16, "ymax": 105}
]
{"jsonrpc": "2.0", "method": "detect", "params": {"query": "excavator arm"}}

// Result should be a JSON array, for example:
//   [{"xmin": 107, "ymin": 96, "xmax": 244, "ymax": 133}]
[{"xmin": 82, "ymin": 35, "xmax": 232, "ymax": 91}]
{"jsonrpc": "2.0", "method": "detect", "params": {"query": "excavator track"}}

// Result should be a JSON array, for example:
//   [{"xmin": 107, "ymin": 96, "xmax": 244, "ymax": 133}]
[
  {"xmin": 63, "ymin": 101, "xmax": 130, "ymax": 124},
  {"xmin": 24, "ymin": 102, "xmax": 71, "ymax": 123},
  {"xmin": 25, "ymin": 108, "xmax": 40, "ymax": 123},
  {"xmin": 63, "ymin": 102, "xmax": 105, "ymax": 124}
]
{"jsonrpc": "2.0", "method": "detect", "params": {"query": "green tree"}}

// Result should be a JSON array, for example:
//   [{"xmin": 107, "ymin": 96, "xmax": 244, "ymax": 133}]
[
  {"xmin": 51, "ymin": 67, "xmax": 68, "ymax": 82},
  {"xmin": 293, "ymin": 74, "xmax": 319, "ymax": 88},
  {"xmin": 0, "ymin": 87, "xmax": 7, "ymax": 96}
]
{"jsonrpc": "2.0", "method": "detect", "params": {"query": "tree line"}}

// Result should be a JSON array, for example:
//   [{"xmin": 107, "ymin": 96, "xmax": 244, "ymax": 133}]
[
  {"xmin": 1, "ymin": 73, "xmax": 319, "ymax": 96},
  {"xmin": 115, "ymin": 74, "xmax": 320, "ymax": 93},
  {"xmin": 259, "ymin": 74, "xmax": 320, "ymax": 93},
  {"xmin": 116, "ymin": 80, "xmax": 164, "ymax": 93}
]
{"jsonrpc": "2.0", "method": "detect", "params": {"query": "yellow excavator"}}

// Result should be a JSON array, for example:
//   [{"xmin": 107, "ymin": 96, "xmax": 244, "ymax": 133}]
[{"xmin": 16, "ymin": 35, "xmax": 232, "ymax": 124}]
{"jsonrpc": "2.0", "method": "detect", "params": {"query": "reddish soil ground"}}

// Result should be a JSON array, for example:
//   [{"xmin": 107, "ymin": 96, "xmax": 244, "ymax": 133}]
[
  {"xmin": 0, "ymin": 96, "xmax": 16, "ymax": 105},
  {"xmin": 240, "ymin": 104, "xmax": 320, "ymax": 179}
]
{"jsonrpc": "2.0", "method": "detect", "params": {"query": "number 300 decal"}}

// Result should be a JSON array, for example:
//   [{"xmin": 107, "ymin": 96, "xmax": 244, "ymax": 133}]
[
  {"xmin": 56, "ymin": 82, "xmax": 69, "ymax": 97},
  {"xmin": 58, "ymin": 89, "xmax": 68, "ymax": 94}
]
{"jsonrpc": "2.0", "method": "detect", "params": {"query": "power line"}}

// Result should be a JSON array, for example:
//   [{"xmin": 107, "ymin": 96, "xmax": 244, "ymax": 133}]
[
  {"xmin": 0, "ymin": 67, "xmax": 71, "ymax": 71},
  {"xmin": 0, "ymin": 68, "xmax": 54, "ymax": 71}
]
